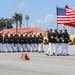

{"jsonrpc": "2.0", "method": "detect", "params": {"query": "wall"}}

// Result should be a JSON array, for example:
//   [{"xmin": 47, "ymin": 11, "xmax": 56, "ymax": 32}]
[{"xmin": 70, "ymin": 35, "xmax": 75, "ymax": 45}]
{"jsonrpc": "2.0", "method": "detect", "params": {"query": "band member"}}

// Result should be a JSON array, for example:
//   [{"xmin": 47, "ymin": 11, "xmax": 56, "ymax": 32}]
[
  {"xmin": 23, "ymin": 34, "xmax": 28, "ymax": 52},
  {"xmin": 46, "ymin": 29, "xmax": 54, "ymax": 56},
  {"xmin": 53, "ymin": 29, "xmax": 60, "ymax": 56},
  {"xmin": 19, "ymin": 34, "xmax": 24, "ymax": 52},
  {"xmin": 0, "ymin": 32, "xmax": 3, "ymax": 52},
  {"xmin": 3, "ymin": 33, "xmax": 9, "ymax": 52},
  {"xmin": 40, "ymin": 33, "xmax": 44, "ymax": 52},
  {"xmin": 14, "ymin": 34, "xmax": 19, "ymax": 52},
  {"xmin": 25, "ymin": 34, "xmax": 31, "ymax": 52},
  {"xmin": 38, "ymin": 33, "xmax": 44, "ymax": 53},
  {"xmin": 63, "ymin": 29, "xmax": 69, "ymax": 55},
  {"xmin": 7, "ymin": 34, "xmax": 13, "ymax": 52},
  {"xmin": 34, "ymin": 34, "xmax": 38, "ymax": 52},
  {"xmin": 24, "ymin": 34, "xmax": 30, "ymax": 52},
  {"xmin": 59, "ymin": 30, "xmax": 64, "ymax": 55},
  {"xmin": 10, "ymin": 34, "xmax": 15, "ymax": 52},
  {"xmin": 29, "ymin": 34, "xmax": 34, "ymax": 52}
]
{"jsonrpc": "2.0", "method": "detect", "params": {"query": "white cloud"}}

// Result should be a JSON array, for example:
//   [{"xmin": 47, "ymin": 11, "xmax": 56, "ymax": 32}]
[
  {"xmin": 44, "ymin": 14, "xmax": 53, "ymax": 22},
  {"xmin": 17, "ymin": 2, "xmax": 26, "ymax": 8},
  {"xmin": 29, "ymin": 14, "xmax": 55, "ymax": 30},
  {"xmin": 37, "ymin": 14, "xmax": 54, "ymax": 26}
]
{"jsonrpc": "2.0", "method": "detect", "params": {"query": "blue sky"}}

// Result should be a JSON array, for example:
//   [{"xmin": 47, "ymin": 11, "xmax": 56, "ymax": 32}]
[{"xmin": 0, "ymin": 0, "xmax": 75, "ymax": 34}]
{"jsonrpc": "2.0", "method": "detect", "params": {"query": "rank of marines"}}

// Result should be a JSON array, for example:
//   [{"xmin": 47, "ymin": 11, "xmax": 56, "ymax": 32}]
[{"xmin": 0, "ymin": 29, "xmax": 69, "ymax": 56}]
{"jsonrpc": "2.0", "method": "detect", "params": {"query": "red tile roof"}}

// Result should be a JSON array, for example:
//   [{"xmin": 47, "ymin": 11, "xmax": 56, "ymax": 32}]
[{"xmin": 0, "ymin": 27, "xmax": 45, "ymax": 34}]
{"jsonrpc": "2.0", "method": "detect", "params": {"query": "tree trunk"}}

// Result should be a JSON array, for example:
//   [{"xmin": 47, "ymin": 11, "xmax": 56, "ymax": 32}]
[
  {"xmin": 19, "ymin": 23, "xmax": 21, "ymax": 28},
  {"xmin": 16, "ymin": 23, "xmax": 18, "ymax": 34}
]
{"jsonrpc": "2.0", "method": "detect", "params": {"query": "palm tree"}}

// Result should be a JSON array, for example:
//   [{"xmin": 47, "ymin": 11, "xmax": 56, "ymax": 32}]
[
  {"xmin": 12, "ymin": 12, "xmax": 19, "ymax": 33},
  {"xmin": 18, "ymin": 13, "xmax": 23, "ymax": 28},
  {"xmin": 0, "ymin": 18, "xmax": 6, "ymax": 30},
  {"xmin": 0, "ymin": 18, "xmax": 14, "ymax": 30},
  {"xmin": 12, "ymin": 12, "xmax": 23, "ymax": 33},
  {"xmin": 25, "ymin": 15, "xmax": 30, "ymax": 28},
  {"xmin": 5, "ymin": 18, "xmax": 13, "ymax": 29}
]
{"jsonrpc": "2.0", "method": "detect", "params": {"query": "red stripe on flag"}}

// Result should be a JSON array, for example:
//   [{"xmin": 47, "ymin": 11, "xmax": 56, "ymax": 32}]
[{"xmin": 57, "ymin": 7, "xmax": 75, "ymax": 27}]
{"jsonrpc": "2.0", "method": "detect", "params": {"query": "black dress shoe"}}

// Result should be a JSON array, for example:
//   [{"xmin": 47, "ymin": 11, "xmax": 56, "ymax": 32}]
[
  {"xmin": 17, "ymin": 51, "xmax": 21, "ymax": 52},
  {"xmin": 38, "ymin": 51, "xmax": 41, "ymax": 53},
  {"xmin": 59, "ymin": 53, "xmax": 62, "ymax": 56},
  {"xmin": 50, "ymin": 54, "xmax": 53, "ymax": 56},
  {"xmin": 57, "ymin": 54, "xmax": 60, "ymax": 56},
  {"xmin": 32, "ymin": 50, "xmax": 35, "ymax": 52},
  {"xmin": 62, "ymin": 54, "xmax": 65, "ymax": 56},
  {"xmin": 36, "ymin": 50, "xmax": 38, "ymax": 52},
  {"xmin": 42, "ymin": 50, "xmax": 44, "ymax": 53},
  {"xmin": 27, "ymin": 50, "xmax": 30, "ymax": 52},
  {"xmin": 53, "ymin": 53, "xmax": 55, "ymax": 55},
  {"xmin": 46, "ymin": 53, "xmax": 49, "ymax": 56},
  {"xmin": 7, "ymin": 51, "xmax": 11, "ymax": 52},
  {"xmin": 22, "ymin": 51, "xmax": 26, "ymax": 52},
  {"xmin": 1, "ymin": 51, "xmax": 5, "ymax": 53},
  {"xmin": 66, "ymin": 54, "xmax": 69, "ymax": 56}
]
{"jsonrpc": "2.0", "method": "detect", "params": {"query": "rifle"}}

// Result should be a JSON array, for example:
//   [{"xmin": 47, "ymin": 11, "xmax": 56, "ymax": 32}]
[{"xmin": 46, "ymin": 28, "xmax": 49, "ymax": 33}]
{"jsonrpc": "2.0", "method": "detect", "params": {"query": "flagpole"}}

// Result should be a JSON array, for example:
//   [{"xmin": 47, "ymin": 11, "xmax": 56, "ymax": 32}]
[
  {"xmin": 71, "ymin": 27, "xmax": 73, "ymax": 34},
  {"xmin": 56, "ymin": 5, "xmax": 58, "ymax": 30},
  {"xmin": 64, "ymin": 25, "xmax": 65, "ymax": 30},
  {"xmin": 57, "ymin": 24, "xmax": 58, "ymax": 30}
]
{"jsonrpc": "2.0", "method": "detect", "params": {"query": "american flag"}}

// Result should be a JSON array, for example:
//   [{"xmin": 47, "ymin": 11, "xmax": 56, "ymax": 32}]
[{"xmin": 57, "ymin": 7, "xmax": 75, "ymax": 27}]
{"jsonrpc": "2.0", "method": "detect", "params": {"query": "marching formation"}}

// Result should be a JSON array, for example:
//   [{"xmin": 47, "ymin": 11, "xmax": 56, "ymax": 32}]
[
  {"xmin": 46, "ymin": 29, "xmax": 69, "ymax": 56},
  {"xmin": 0, "ymin": 29, "xmax": 69, "ymax": 56},
  {"xmin": 0, "ymin": 32, "xmax": 44, "ymax": 53}
]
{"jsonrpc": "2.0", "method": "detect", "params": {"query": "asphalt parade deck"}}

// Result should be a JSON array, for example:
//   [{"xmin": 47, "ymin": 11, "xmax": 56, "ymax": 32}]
[{"xmin": 0, "ymin": 45, "xmax": 75, "ymax": 75}]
